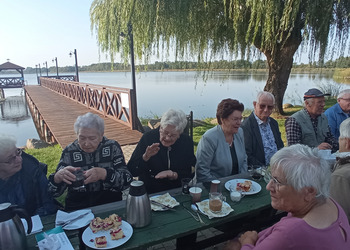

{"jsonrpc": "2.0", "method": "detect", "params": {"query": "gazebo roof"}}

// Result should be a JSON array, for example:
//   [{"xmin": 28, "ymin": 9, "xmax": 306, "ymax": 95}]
[{"xmin": 0, "ymin": 62, "xmax": 25, "ymax": 70}]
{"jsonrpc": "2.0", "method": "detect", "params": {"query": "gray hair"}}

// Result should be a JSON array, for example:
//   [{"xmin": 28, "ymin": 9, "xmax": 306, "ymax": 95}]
[
  {"xmin": 338, "ymin": 89, "xmax": 350, "ymax": 99},
  {"xmin": 270, "ymin": 144, "xmax": 330, "ymax": 199},
  {"xmin": 160, "ymin": 109, "xmax": 188, "ymax": 134},
  {"xmin": 74, "ymin": 112, "xmax": 104, "ymax": 135},
  {"xmin": 339, "ymin": 118, "xmax": 350, "ymax": 139},
  {"xmin": 256, "ymin": 91, "xmax": 275, "ymax": 104},
  {"xmin": 304, "ymin": 97, "xmax": 315, "ymax": 107},
  {"xmin": 0, "ymin": 134, "xmax": 17, "ymax": 158}
]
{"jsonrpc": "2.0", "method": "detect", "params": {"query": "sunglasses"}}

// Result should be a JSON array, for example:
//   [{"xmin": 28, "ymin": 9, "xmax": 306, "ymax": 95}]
[{"xmin": 258, "ymin": 104, "xmax": 274, "ymax": 111}]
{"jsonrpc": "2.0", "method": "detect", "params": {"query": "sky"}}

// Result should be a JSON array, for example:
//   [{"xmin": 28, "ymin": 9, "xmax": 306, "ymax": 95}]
[
  {"xmin": 0, "ymin": 1, "xmax": 348, "ymax": 69},
  {"xmin": 0, "ymin": 0, "xmax": 112, "ymax": 68}
]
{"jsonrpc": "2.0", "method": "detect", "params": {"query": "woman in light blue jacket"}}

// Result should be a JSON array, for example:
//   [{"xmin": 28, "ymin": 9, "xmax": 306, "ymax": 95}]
[{"xmin": 196, "ymin": 99, "xmax": 248, "ymax": 183}]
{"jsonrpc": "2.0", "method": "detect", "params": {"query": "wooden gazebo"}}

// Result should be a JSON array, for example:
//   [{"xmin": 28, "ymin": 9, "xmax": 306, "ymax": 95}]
[{"xmin": 0, "ymin": 61, "xmax": 25, "ymax": 98}]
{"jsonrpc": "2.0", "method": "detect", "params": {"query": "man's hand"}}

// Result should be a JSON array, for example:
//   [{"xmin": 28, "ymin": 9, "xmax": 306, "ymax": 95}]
[{"xmin": 318, "ymin": 142, "xmax": 332, "ymax": 150}]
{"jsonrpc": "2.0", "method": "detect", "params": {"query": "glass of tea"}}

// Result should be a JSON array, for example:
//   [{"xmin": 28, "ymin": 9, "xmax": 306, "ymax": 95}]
[
  {"xmin": 72, "ymin": 169, "xmax": 85, "ymax": 191},
  {"xmin": 209, "ymin": 192, "xmax": 225, "ymax": 213}
]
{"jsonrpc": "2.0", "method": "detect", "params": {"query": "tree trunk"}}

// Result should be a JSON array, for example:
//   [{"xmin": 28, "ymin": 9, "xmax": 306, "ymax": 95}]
[{"xmin": 261, "ymin": 34, "xmax": 302, "ymax": 115}]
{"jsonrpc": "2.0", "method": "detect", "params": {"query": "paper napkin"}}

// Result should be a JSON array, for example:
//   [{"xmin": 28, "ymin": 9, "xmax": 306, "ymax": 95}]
[
  {"xmin": 55, "ymin": 209, "xmax": 92, "ymax": 226},
  {"xmin": 196, "ymin": 199, "xmax": 234, "ymax": 219},
  {"xmin": 21, "ymin": 215, "xmax": 43, "ymax": 235},
  {"xmin": 150, "ymin": 193, "xmax": 179, "ymax": 211}
]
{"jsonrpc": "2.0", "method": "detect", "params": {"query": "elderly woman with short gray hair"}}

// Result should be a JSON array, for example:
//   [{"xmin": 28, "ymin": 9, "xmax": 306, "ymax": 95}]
[
  {"xmin": 128, "ymin": 109, "xmax": 196, "ymax": 194},
  {"xmin": 226, "ymin": 144, "xmax": 350, "ymax": 249},
  {"xmin": 48, "ymin": 112, "xmax": 132, "ymax": 211}
]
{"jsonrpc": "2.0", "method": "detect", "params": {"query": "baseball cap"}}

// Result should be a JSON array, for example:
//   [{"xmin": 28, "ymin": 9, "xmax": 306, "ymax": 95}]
[{"xmin": 303, "ymin": 88, "xmax": 330, "ymax": 100}]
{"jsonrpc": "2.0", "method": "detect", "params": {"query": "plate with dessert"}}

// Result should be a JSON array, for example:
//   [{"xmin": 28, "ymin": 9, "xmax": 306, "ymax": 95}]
[
  {"xmin": 82, "ymin": 214, "xmax": 133, "ymax": 249},
  {"xmin": 224, "ymin": 179, "xmax": 261, "ymax": 195}
]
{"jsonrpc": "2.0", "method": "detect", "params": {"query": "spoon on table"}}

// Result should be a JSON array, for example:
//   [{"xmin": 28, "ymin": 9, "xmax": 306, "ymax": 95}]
[{"xmin": 191, "ymin": 204, "xmax": 205, "ymax": 224}]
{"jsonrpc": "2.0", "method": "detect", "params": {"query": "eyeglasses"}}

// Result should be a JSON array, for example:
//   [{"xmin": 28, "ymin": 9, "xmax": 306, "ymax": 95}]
[
  {"xmin": 159, "ymin": 127, "xmax": 179, "ymax": 139},
  {"xmin": 339, "ymin": 98, "xmax": 350, "ymax": 102},
  {"xmin": 258, "ymin": 103, "xmax": 274, "ymax": 111},
  {"xmin": 266, "ymin": 170, "xmax": 287, "ymax": 190},
  {"xmin": 0, "ymin": 148, "xmax": 22, "ymax": 164}
]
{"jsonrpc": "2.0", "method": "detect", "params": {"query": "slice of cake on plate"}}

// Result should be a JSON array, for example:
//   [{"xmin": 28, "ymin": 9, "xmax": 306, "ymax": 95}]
[
  {"xmin": 110, "ymin": 227, "xmax": 125, "ymax": 240},
  {"xmin": 95, "ymin": 235, "xmax": 107, "ymax": 248}
]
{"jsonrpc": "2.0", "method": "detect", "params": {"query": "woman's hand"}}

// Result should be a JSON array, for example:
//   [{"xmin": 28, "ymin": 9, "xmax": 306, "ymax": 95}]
[
  {"xmin": 84, "ymin": 167, "xmax": 107, "ymax": 184},
  {"xmin": 143, "ymin": 143, "xmax": 160, "ymax": 161},
  {"xmin": 155, "ymin": 170, "xmax": 178, "ymax": 180},
  {"xmin": 239, "ymin": 231, "xmax": 258, "ymax": 246},
  {"xmin": 54, "ymin": 166, "xmax": 80, "ymax": 184}
]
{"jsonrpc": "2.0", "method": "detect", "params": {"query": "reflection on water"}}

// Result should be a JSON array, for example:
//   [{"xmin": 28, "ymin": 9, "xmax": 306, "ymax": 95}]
[
  {"xmin": 0, "ymin": 96, "xmax": 29, "ymax": 120},
  {"xmin": 0, "ymin": 92, "xmax": 40, "ymax": 146}
]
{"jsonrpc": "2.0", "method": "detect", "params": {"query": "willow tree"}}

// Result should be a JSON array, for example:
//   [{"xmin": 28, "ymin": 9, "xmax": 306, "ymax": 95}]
[{"xmin": 90, "ymin": 0, "xmax": 350, "ymax": 114}]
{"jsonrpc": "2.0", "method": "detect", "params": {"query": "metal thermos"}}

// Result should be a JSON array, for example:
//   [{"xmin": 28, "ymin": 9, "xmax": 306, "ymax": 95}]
[
  {"xmin": 126, "ymin": 181, "xmax": 151, "ymax": 228},
  {"xmin": 0, "ymin": 203, "xmax": 32, "ymax": 250}
]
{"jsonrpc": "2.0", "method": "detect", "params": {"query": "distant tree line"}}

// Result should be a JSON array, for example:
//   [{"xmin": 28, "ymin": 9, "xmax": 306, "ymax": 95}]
[{"xmin": 1, "ymin": 57, "xmax": 348, "ymax": 75}]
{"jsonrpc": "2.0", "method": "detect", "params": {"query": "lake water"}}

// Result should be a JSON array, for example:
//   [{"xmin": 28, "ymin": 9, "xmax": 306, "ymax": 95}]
[{"xmin": 0, "ymin": 71, "xmax": 345, "ymax": 146}]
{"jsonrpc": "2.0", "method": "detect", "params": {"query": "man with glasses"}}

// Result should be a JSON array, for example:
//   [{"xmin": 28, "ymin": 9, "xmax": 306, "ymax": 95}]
[
  {"xmin": 285, "ymin": 88, "xmax": 338, "ymax": 152},
  {"xmin": 325, "ymin": 89, "xmax": 350, "ymax": 140},
  {"xmin": 0, "ymin": 134, "xmax": 57, "ymax": 216},
  {"xmin": 241, "ymin": 91, "xmax": 284, "ymax": 166}
]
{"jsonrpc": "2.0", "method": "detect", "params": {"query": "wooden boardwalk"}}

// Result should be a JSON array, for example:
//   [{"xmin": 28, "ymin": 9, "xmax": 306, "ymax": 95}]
[{"xmin": 24, "ymin": 85, "xmax": 142, "ymax": 149}]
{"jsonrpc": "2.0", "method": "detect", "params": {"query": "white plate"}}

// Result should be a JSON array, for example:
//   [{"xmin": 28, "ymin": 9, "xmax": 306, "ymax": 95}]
[
  {"xmin": 150, "ymin": 193, "xmax": 179, "ymax": 211},
  {"xmin": 82, "ymin": 220, "xmax": 133, "ymax": 249},
  {"xmin": 196, "ymin": 199, "xmax": 233, "ymax": 218},
  {"xmin": 62, "ymin": 212, "xmax": 95, "ymax": 230},
  {"xmin": 225, "ymin": 179, "xmax": 261, "ymax": 195}
]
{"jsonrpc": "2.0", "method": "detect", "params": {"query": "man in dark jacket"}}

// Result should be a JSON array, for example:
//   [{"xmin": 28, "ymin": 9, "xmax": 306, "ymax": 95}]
[
  {"xmin": 241, "ymin": 91, "xmax": 284, "ymax": 166},
  {"xmin": 0, "ymin": 134, "xmax": 57, "ymax": 216}
]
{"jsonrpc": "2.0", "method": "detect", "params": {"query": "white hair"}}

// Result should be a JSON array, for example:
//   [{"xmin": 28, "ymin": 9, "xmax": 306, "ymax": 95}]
[
  {"xmin": 0, "ymin": 134, "xmax": 17, "ymax": 159},
  {"xmin": 74, "ymin": 112, "xmax": 104, "ymax": 135},
  {"xmin": 339, "ymin": 118, "xmax": 350, "ymax": 139},
  {"xmin": 338, "ymin": 89, "xmax": 350, "ymax": 99},
  {"xmin": 256, "ymin": 91, "xmax": 275, "ymax": 104},
  {"xmin": 270, "ymin": 144, "xmax": 330, "ymax": 199},
  {"xmin": 160, "ymin": 109, "xmax": 187, "ymax": 134}
]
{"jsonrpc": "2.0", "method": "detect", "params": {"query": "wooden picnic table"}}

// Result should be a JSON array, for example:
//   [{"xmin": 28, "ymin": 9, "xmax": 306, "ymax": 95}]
[{"xmin": 27, "ymin": 173, "xmax": 275, "ymax": 249}]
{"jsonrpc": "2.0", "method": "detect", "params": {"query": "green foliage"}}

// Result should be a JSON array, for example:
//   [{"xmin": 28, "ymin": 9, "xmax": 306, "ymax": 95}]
[
  {"xmin": 90, "ymin": 0, "xmax": 349, "ymax": 65},
  {"xmin": 24, "ymin": 144, "xmax": 62, "ymax": 176}
]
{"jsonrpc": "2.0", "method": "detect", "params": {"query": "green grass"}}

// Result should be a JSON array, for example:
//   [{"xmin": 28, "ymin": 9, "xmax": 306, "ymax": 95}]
[{"xmin": 24, "ymin": 144, "xmax": 62, "ymax": 177}]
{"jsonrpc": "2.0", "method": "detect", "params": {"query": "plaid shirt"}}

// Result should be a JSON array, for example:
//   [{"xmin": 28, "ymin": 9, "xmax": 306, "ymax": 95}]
[{"xmin": 285, "ymin": 109, "xmax": 338, "ymax": 151}]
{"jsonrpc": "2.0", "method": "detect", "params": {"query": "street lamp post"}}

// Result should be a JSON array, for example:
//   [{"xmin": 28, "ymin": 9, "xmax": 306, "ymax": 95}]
[
  {"xmin": 52, "ymin": 57, "xmax": 59, "ymax": 78},
  {"xmin": 35, "ymin": 65, "xmax": 39, "ymax": 84},
  {"xmin": 69, "ymin": 49, "xmax": 79, "ymax": 82},
  {"xmin": 43, "ymin": 61, "xmax": 49, "ymax": 76},
  {"xmin": 38, "ymin": 63, "xmax": 42, "ymax": 76}
]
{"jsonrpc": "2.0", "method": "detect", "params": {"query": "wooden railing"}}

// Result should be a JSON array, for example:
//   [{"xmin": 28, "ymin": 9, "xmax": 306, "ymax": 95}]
[
  {"xmin": 36, "ymin": 75, "xmax": 76, "ymax": 84},
  {"xmin": 40, "ymin": 77, "xmax": 136, "ymax": 129},
  {"xmin": 0, "ymin": 77, "xmax": 24, "ymax": 88}
]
